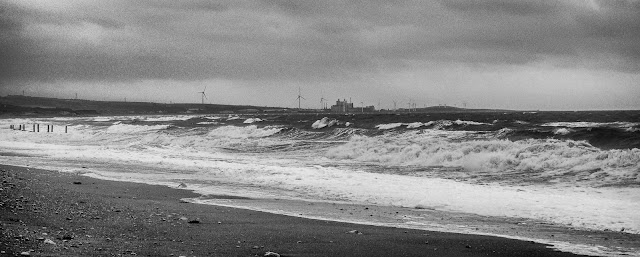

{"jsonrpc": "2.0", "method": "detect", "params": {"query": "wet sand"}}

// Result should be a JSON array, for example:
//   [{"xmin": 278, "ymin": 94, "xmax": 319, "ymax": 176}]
[{"xmin": 1, "ymin": 164, "xmax": 593, "ymax": 256}]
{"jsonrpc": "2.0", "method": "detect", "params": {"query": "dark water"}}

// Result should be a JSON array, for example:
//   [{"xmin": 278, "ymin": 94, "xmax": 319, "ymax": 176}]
[{"xmin": 156, "ymin": 110, "xmax": 640, "ymax": 150}]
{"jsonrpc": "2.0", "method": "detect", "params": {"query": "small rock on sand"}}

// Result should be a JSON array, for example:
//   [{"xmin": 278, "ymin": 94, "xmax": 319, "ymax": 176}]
[
  {"xmin": 346, "ymin": 230, "xmax": 363, "ymax": 235},
  {"xmin": 44, "ymin": 239, "xmax": 56, "ymax": 245},
  {"xmin": 264, "ymin": 252, "xmax": 280, "ymax": 257}
]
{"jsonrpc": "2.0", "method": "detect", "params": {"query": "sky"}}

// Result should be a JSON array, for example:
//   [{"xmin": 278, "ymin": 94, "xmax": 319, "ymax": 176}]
[{"xmin": 1, "ymin": 0, "xmax": 639, "ymax": 110}]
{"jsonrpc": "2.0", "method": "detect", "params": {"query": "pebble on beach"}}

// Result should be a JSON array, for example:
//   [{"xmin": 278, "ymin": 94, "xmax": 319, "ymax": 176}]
[{"xmin": 264, "ymin": 251, "xmax": 280, "ymax": 257}]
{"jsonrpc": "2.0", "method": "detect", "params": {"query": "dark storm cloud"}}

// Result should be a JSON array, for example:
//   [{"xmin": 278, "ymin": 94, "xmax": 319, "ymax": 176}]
[
  {"xmin": 143, "ymin": 0, "xmax": 230, "ymax": 12},
  {"xmin": 440, "ymin": 0, "xmax": 561, "ymax": 16},
  {"xmin": 575, "ymin": 2, "xmax": 640, "ymax": 53},
  {"xmin": 0, "ymin": 3, "xmax": 38, "ymax": 81},
  {"xmin": 260, "ymin": 0, "xmax": 318, "ymax": 16},
  {"xmin": 1, "ymin": 0, "xmax": 639, "ymax": 85},
  {"xmin": 438, "ymin": 0, "xmax": 640, "ymax": 69}
]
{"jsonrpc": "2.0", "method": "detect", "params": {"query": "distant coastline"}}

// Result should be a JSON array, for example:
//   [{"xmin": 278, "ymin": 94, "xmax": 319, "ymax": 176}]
[{"xmin": 1, "ymin": 95, "xmax": 517, "ymax": 117}]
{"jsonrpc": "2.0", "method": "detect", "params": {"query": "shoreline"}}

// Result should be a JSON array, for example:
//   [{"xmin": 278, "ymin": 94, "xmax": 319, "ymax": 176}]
[
  {"xmin": 6, "ymin": 157, "xmax": 639, "ymax": 256},
  {"xmin": 0, "ymin": 164, "xmax": 595, "ymax": 257}
]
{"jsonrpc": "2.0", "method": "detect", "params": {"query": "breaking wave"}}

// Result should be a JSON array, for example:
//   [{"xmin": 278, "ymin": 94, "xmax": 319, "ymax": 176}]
[
  {"xmin": 207, "ymin": 125, "xmax": 282, "ymax": 139},
  {"xmin": 542, "ymin": 121, "xmax": 640, "ymax": 129},
  {"xmin": 106, "ymin": 123, "xmax": 171, "ymax": 134},
  {"xmin": 374, "ymin": 120, "xmax": 490, "ymax": 130},
  {"xmin": 325, "ymin": 134, "xmax": 640, "ymax": 187}
]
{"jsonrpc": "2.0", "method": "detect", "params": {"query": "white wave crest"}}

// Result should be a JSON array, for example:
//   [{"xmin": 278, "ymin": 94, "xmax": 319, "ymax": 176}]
[
  {"xmin": 542, "ymin": 122, "xmax": 640, "ymax": 128},
  {"xmin": 454, "ymin": 119, "xmax": 489, "ymax": 126},
  {"xmin": 226, "ymin": 115, "xmax": 241, "ymax": 121},
  {"xmin": 326, "ymin": 135, "xmax": 640, "ymax": 186},
  {"xmin": 312, "ymin": 117, "xmax": 338, "ymax": 129},
  {"xmin": 375, "ymin": 120, "xmax": 486, "ymax": 130},
  {"xmin": 243, "ymin": 118, "xmax": 263, "ymax": 124},
  {"xmin": 106, "ymin": 124, "xmax": 171, "ymax": 134},
  {"xmin": 141, "ymin": 115, "xmax": 195, "ymax": 122},
  {"xmin": 554, "ymin": 128, "xmax": 572, "ymax": 135},
  {"xmin": 93, "ymin": 117, "xmax": 114, "ymax": 122},
  {"xmin": 406, "ymin": 122, "xmax": 424, "ymax": 129},
  {"xmin": 207, "ymin": 125, "xmax": 282, "ymax": 138},
  {"xmin": 375, "ymin": 123, "xmax": 404, "ymax": 130}
]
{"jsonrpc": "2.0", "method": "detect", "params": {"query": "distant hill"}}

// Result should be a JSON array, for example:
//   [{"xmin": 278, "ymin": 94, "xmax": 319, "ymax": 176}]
[
  {"xmin": 1, "ymin": 95, "xmax": 515, "ymax": 117},
  {"xmin": 380, "ymin": 105, "xmax": 513, "ymax": 113},
  {"xmin": 0, "ymin": 95, "xmax": 287, "ymax": 116}
]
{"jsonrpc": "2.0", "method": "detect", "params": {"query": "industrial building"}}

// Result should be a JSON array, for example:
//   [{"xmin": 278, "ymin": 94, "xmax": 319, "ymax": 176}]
[{"xmin": 330, "ymin": 99, "xmax": 375, "ymax": 113}]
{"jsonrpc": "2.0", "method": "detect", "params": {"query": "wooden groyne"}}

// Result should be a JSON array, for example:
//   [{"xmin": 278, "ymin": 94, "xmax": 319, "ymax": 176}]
[{"xmin": 8, "ymin": 124, "xmax": 69, "ymax": 133}]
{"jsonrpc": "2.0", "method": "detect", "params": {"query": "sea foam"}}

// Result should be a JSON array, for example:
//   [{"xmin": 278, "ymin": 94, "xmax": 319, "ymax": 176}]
[
  {"xmin": 325, "ymin": 134, "xmax": 640, "ymax": 187},
  {"xmin": 207, "ymin": 125, "xmax": 282, "ymax": 138},
  {"xmin": 1, "ymin": 115, "xmax": 639, "ymax": 251}
]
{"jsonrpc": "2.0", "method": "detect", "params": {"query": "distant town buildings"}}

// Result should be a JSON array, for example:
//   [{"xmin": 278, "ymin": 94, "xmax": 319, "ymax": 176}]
[
  {"xmin": 330, "ymin": 99, "xmax": 352, "ymax": 112},
  {"xmin": 330, "ymin": 99, "xmax": 375, "ymax": 113}
]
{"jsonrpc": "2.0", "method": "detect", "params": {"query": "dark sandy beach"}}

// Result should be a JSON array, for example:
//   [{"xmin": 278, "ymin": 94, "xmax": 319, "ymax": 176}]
[{"xmin": 1, "ymin": 164, "xmax": 590, "ymax": 257}]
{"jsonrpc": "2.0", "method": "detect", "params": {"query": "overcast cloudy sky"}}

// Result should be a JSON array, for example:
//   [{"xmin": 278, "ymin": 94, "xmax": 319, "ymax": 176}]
[{"xmin": 1, "ymin": 0, "xmax": 639, "ymax": 110}]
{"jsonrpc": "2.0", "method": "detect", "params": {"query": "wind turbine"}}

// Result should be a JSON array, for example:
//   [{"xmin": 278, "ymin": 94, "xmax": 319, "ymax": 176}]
[
  {"xmin": 198, "ymin": 86, "xmax": 208, "ymax": 104},
  {"xmin": 296, "ymin": 87, "xmax": 305, "ymax": 109}
]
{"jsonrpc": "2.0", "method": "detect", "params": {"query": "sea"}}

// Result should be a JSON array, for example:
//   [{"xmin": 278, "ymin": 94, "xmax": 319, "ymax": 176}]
[{"xmin": 1, "ymin": 111, "xmax": 639, "ymax": 256}]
